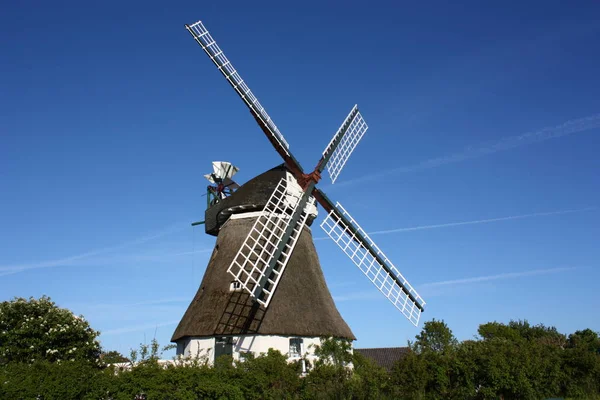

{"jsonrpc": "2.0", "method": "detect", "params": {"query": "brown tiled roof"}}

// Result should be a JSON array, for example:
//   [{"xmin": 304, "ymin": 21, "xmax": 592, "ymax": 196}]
[{"xmin": 355, "ymin": 347, "xmax": 410, "ymax": 370}]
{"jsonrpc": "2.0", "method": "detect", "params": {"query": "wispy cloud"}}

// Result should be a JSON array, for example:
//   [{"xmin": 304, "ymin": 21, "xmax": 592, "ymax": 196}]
[
  {"xmin": 72, "ymin": 297, "xmax": 190, "ymax": 310},
  {"xmin": 101, "ymin": 320, "xmax": 180, "ymax": 336},
  {"xmin": 171, "ymin": 249, "xmax": 214, "ymax": 256},
  {"xmin": 336, "ymin": 113, "xmax": 600, "ymax": 187},
  {"xmin": 41, "ymin": 248, "xmax": 213, "ymax": 268},
  {"xmin": 332, "ymin": 267, "xmax": 575, "ymax": 303},
  {"xmin": 333, "ymin": 290, "xmax": 382, "ymax": 302},
  {"xmin": 419, "ymin": 266, "xmax": 575, "ymax": 288},
  {"xmin": 125, "ymin": 298, "xmax": 190, "ymax": 307},
  {"xmin": 327, "ymin": 281, "xmax": 358, "ymax": 289},
  {"xmin": 0, "ymin": 222, "xmax": 194, "ymax": 276},
  {"xmin": 367, "ymin": 207, "xmax": 595, "ymax": 235},
  {"xmin": 315, "ymin": 207, "xmax": 594, "ymax": 241}
]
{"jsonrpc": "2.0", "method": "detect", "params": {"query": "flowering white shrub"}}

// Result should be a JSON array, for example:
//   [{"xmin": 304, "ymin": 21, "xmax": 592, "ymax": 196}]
[{"xmin": 0, "ymin": 296, "xmax": 100, "ymax": 364}]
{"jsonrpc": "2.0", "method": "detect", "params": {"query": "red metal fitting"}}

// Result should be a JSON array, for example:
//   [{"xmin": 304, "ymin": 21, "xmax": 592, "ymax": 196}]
[{"xmin": 298, "ymin": 169, "xmax": 322, "ymax": 190}]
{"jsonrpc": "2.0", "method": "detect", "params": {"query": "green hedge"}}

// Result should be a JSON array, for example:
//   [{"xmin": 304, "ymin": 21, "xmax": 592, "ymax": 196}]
[{"xmin": 1, "ymin": 319, "xmax": 599, "ymax": 399}]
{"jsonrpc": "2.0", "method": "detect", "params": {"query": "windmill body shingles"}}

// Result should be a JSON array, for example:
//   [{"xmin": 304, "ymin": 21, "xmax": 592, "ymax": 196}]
[{"xmin": 172, "ymin": 165, "xmax": 355, "ymax": 342}]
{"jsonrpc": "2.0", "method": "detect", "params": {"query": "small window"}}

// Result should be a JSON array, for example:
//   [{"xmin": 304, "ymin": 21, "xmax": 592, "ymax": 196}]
[
  {"xmin": 230, "ymin": 280, "xmax": 242, "ymax": 291},
  {"xmin": 289, "ymin": 338, "xmax": 303, "ymax": 357},
  {"xmin": 215, "ymin": 337, "xmax": 233, "ymax": 361}
]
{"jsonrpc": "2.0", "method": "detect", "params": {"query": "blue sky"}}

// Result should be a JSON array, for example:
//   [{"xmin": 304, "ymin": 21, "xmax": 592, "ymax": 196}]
[{"xmin": 1, "ymin": 0, "xmax": 599, "ymax": 356}]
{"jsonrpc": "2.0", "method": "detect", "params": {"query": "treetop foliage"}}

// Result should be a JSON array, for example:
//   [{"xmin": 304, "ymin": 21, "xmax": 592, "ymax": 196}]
[
  {"xmin": 0, "ymin": 296, "xmax": 100, "ymax": 365},
  {"xmin": 567, "ymin": 328, "xmax": 600, "ymax": 353},
  {"xmin": 478, "ymin": 319, "xmax": 566, "ymax": 346},
  {"xmin": 312, "ymin": 336, "xmax": 353, "ymax": 367},
  {"xmin": 411, "ymin": 318, "xmax": 458, "ymax": 354}
]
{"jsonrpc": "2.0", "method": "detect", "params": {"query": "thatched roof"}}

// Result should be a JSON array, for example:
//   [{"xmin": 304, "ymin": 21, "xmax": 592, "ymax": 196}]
[
  {"xmin": 171, "ymin": 215, "xmax": 355, "ymax": 341},
  {"xmin": 354, "ymin": 347, "xmax": 410, "ymax": 370},
  {"xmin": 203, "ymin": 164, "xmax": 314, "ymax": 236}
]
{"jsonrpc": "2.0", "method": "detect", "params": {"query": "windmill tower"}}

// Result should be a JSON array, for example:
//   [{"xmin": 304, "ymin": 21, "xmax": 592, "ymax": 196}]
[{"xmin": 172, "ymin": 20, "xmax": 426, "ymax": 364}]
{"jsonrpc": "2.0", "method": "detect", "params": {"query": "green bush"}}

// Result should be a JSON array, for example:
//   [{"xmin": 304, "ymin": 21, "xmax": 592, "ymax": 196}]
[
  {"xmin": 0, "ymin": 296, "xmax": 100, "ymax": 365},
  {"xmin": 0, "ymin": 360, "xmax": 99, "ymax": 399}
]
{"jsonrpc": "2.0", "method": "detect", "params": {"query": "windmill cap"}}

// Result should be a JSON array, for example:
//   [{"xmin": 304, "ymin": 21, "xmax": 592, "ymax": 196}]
[{"xmin": 203, "ymin": 164, "xmax": 316, "ymax": 236}]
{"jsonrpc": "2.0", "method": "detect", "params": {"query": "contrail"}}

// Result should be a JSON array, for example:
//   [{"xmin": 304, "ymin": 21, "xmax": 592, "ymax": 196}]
[
  {"xmin": 332, "ymin": 267, "xmax": 575, "ymax": 302},
  {"xmin": 333, "ymin": 290, "xmax": 382, "ymax": 302},
  {"xmin": 172, "ymin": 249, "xmax": 214, "ymax": 256},
  {"xmin": 66, "ymin": 297, "xmax": 190, "ymax": 312},
  {"xmin": 126, "ymin": 297, "xmax": 189, "ymax": 307},
  {"xmin": 368, "ymin": 207, "xmax": 595, "ymax": 235},
  {"xmin": 420, "ymin": 266, "xmax": 575, "ymax": 288},
  {"xmin": 314, "ymin": 207, "xmax": 594, "ymax": 240},
  {"xmin": 101, "ymin": 320, "xmax": 180, "ymax": 336},
  {"xmin": 336, "ymin": 113, "xmax": 600, "ymax": 187},
  {"xmin": 0, "ymin": 222, "xmax": 189, "ymax": 276}
]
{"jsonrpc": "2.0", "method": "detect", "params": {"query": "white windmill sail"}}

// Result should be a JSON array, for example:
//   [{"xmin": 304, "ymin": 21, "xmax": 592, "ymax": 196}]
[
  {"xmin": 321, "ymin": 105, "xmax": 368, "ymax": 184},
  {"xmin": 227, "ymin": 177, "xmax": 315, "ymax": 308},
  {"xmin": 320, "ymin": 202, "xmax": 425, "ymax": 326},
  {"xmin": 186, "ymin": 21, "xmax": 291, "ymax": 155},
  {"xmin": 204, "ymin": 161, "xmax": 239, "ymax": 183}
]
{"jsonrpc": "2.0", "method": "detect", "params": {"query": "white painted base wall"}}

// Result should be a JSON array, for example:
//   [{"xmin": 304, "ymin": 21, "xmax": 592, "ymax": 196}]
[{"xmin": 177, "ymin": 335, "xmax": 326, "ymax": 366}]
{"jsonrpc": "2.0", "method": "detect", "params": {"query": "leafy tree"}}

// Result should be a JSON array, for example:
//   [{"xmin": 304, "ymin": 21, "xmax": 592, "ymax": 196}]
[
  {"xmin": 460, "ymin": 321, "xmax": 567, "ymax": 399},
  {"xmin": 478, "ymin": 320, "xmax": 566, "ymax": 347},
  {"xmin": 567, "ymin": 329, "xmax": 600, "ymax": 353},
  {"xmin": 350, "ymin": 351, "xmax": 391, "ymax": 400},
  {"xmin": 447, "ymin": 340, "xmax": 478, "ymax": 399},
  {"xmin": 303, "ymin": 363, "xmax": 353, "ymax": 400},
  {"xmin": 412, "ymin": 319, "xmax": 458, "ymax": 354},
  {"xmin": 100, "ymin": 350, "xmax": 128, "ymax": 364},
  {"xmin": 0, "ymin": 296, "xmax": 100, "ymax": 365},
  {"xmin": 477, "ymin": 321, "xmax": 521, "ymax": 342},
  {"xmin": 232, "ymin": 349, "xmax": 301, "ymax": 399},
  {"xmin": 390, "ymin": 319, "xmax": 459, "ymax": 399},
  {"xmin": 312, "ymin": 336, "xmax": 353, "ymax": 367},
  {"xmin": 561, "ymin": 334, "xmax": 600, "ymax": 398},
  {"xmin": 389, "ymin": 350, "xmax": 427, "ymax": 400},
  {"xmin": 302, "ymin": 337, "xmax": 354, "ymax": 399},
  {"xmin": 465, "ymin": 337, "xmax": 564, "ymax": 400}
]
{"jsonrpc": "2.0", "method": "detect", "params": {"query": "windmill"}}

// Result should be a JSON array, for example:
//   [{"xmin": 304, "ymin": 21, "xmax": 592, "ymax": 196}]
[{"xmin": 172, "ymin": 20, "xmax": 426, "ymax": 364}]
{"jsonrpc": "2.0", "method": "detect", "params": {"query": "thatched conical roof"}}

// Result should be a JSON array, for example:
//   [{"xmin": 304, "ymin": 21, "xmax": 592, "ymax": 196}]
[{"xmin": 172, "ymin": 165, "xmax": 354, "ymax": 341}]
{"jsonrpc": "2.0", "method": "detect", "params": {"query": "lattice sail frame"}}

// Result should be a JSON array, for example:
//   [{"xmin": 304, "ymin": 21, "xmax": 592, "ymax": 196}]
[
  {"xmin": 322, "ymin": 105, "xmax": 368, "ymax": 184},
  {"xmin": 227, "ymin": 178, "xmax": 315, "ymax": 308},
  {"xmin": 320, "ymin": 203, "xmax": 425, "ymax": 326},
  {"xmin": 186, "ymin": 21, "xmax": 290, "ymax": 154}
]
